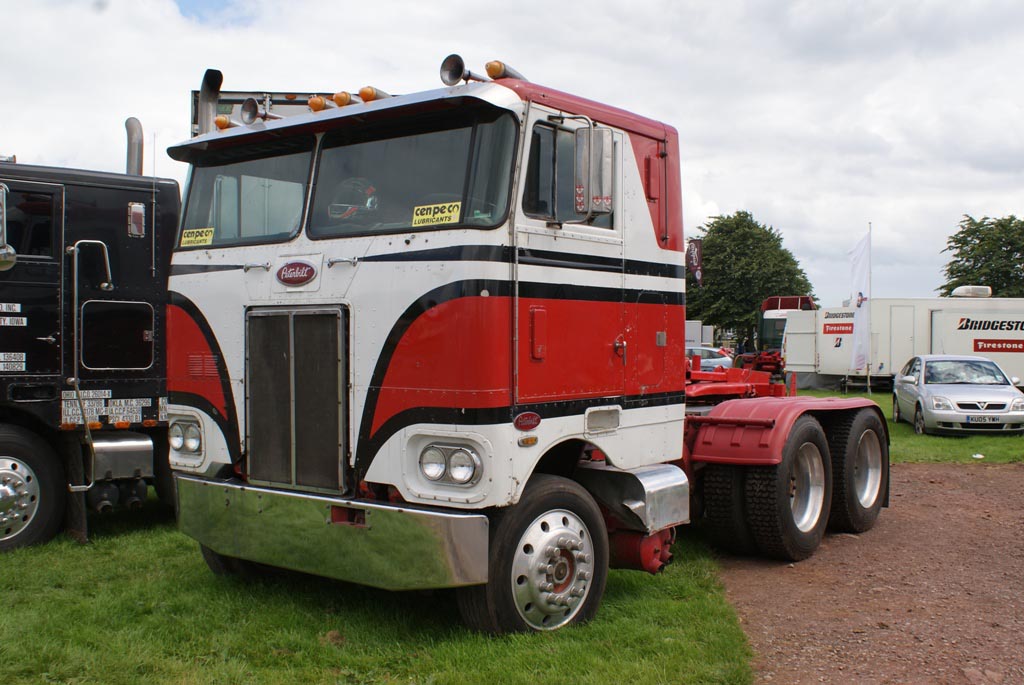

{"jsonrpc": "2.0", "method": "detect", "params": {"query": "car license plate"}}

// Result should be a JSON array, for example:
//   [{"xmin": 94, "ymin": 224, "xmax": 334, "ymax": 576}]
[{"xmin": 966, "ymin": 415, "xmax": 999, "ymax": 423}]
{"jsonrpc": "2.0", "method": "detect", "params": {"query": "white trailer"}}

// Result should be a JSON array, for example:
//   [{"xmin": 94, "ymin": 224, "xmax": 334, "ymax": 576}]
[
  {"xmin": 784, "ymin": 296, "xmax": 1024, "ymax": 386},
  {"xmin": 685, "ymin": 320, "xmax": 714, "ymax": 347}
]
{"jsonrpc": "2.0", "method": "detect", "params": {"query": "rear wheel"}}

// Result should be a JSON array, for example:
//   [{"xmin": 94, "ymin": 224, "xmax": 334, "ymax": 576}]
[
  {"xmin": 0, "ymin": 425, "xmax": 65, "ymax": 551},
  {"xmin": 456, "ymin": 475, "xmax": 608, "ymax": 633},
  {"xmin": 745, "ymin": 415, "xmax": 832, "ymax": 561},
  {"xmin": 702, "ymin": 465, "xmax": 756, "ymax": 555},
  {"xmin": 828, "ymin": 409, "xmax": 888, "ymax": 533}
]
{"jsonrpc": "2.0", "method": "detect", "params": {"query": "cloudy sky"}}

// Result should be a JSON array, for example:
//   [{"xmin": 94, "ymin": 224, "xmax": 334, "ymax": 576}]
[{"xmin": 3, "ymin": 0, "xmax": 1021, "ymax": 305}]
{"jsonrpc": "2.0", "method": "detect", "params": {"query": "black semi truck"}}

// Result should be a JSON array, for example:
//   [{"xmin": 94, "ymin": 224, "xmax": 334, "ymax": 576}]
[{"xmin": 0, "ymin": 121, "xmax": 179, "ymax": 549}]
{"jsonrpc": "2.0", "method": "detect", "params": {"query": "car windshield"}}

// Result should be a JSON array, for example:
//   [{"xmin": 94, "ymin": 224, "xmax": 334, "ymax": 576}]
[{"xmin": 923, "ymin": 360, "xmax": 1008, "ymax": 385}]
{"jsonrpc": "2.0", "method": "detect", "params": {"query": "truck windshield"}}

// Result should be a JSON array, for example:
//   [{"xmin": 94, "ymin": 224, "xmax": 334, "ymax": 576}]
[
  {"xmin": 307, "ymin": 106, "xmax": 516, "ymax": 238},
  {"xmin": 178, "ymin": 136, "xmax": 314, "ymax": 249}
]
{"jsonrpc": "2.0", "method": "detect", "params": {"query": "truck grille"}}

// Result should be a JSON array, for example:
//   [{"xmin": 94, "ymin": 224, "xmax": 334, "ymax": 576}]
[{"xmin": 246, "ymin": 308, "xmax": 347, "ymax": 491}]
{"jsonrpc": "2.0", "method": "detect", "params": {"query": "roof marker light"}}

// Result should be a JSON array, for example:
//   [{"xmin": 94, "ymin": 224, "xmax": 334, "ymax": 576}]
[
  {"xmin": 359, "ymin": 86, "xmax": 391, "ymax": 102},
  {"xmin": 308, "ymin": 95, "xmax": 327, "ymax": 112},
  {"xmin": 333, "ymin": 91, "xmax": 362, "ymax": 107},
  {"xmin": 485, "ymin": 60, "xmax": 527, "ymax": 81},
  {"xmin": 214, "ymin": 114, "xmax": 239, "ymax": 130}
]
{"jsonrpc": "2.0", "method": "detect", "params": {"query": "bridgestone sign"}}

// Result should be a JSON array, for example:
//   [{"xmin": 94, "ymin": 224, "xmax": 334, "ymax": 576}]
[{"xmin": 958, "ymin": 318, "xmax": 1024, "ymax": 331}]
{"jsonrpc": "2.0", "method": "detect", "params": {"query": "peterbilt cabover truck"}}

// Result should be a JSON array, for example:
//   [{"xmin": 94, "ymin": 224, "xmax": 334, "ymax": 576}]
[
  {"xmin": 168, "ymin": 57, "xmax": 889, "ymax": 633},
  {"xmin": 0, "ymin": 122, "xmax": 179, "ymax": 550}
]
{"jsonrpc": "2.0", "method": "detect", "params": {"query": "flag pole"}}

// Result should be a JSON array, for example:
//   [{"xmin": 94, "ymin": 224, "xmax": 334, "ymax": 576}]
[{"xmin": 867, "ymin": 221, "xmax": 872, "ymax": 395}]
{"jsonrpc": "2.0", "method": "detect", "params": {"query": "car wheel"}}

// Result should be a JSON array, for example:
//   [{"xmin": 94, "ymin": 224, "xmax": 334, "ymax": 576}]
[
  {"xmin": 913, "ymin": 406, "xmax": 927, "ymax": 435},
  {"xmin": 892, "ymin": 396, "xmax": 901, "ymax": 424}
]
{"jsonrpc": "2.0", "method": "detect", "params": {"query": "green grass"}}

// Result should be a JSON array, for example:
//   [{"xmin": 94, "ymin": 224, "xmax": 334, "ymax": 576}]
[
  {"xmin": 800, "ymin": 388, "xmax": 1024, "ymax": 464},
  {"xmin": 0, "ymin": 499, "xmax": 751, "ymax": 685}
]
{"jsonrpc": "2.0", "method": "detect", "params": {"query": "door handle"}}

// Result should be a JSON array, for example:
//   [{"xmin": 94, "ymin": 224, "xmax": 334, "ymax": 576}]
[
  {"xmin": 36, "ymin": 335, "xmax": 57, "ymax": 345},
  {"xmin": 613, "ymin": 337, "xmax": 627, "ymax": 366}
]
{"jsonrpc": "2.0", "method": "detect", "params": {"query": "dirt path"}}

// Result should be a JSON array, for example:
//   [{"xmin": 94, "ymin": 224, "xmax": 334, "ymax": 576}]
[{"xmin": 717, "ymin": 463, "xmax": 1024, "ymax": 685}]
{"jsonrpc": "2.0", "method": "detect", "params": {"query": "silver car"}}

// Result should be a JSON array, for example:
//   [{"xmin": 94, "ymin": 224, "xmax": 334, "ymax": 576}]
[
  {"xmin": 892, "ymin": 355, "xmax": 1024, "ymax": 435},
  {"xmin": 686, "ymin": 346, "xmax": 733, "ymax": 371}
]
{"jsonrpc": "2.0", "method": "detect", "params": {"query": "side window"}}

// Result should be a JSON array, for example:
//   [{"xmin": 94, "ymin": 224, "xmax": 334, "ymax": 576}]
[
  {"xmin": 3, "ymin": 189, "xmax": 55, "ymax": 258},
  {"xmin": 522, "ymin": 123, "xmax": 612, "ymax": 228},
  {"xmin": 909, "ymin": 358, "xmax": 921, "ymax": 377}
]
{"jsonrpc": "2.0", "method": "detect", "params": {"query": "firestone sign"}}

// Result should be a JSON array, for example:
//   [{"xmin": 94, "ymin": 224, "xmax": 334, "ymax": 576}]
[
  {"xmin": 276, "ymin": 261, "xmax": 316, "ymax": 286},
  {"xmin": 974, "ymin": 339, "xmax": 1024, "ymax": 353}
]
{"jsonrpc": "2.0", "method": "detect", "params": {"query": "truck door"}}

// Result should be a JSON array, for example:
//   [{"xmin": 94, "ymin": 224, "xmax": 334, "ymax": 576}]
[
  {"xmin": 65, "ymin": 185, "xmax": 158, "ymax": 406},
  {"xmin": 0, "ymin": 180, "xmax": 62, "ymax": 378},
  {"xmin": 514, "ymin": 110, "xmax": 625, "ymax": 404}
]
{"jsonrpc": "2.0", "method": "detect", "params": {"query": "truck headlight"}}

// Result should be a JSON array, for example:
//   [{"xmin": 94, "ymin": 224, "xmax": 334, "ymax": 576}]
[
  {"xmin": 448, "ymin": 448, "xmax": 480, "ymax": 484},
  {"xmin": 419, "ymin": 446, "xmax": 446, "ymax": 481},
  {"xmin": 169, "ymin": 423, "xmax": 185, "ymax": 450},
  {"xmin": 932, "ymin": 396, "xmax": 953, "ymax": 411},
  {"xmin": 169, "ymin": 420, "xmax": 203, "ymax": 453},
  {"xmin": 183, "ymin": 424, "xmax": 202, "ymax": 452},
  {"xmin": 418, "ymin": 444, "xmax": 482, "ymax": 486}
]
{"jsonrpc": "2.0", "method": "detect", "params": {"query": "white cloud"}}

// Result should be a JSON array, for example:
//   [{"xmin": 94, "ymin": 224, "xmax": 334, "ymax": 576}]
[{"xmin": 3, "ymin": 0, "xmax": 1021, "ymax": 305}]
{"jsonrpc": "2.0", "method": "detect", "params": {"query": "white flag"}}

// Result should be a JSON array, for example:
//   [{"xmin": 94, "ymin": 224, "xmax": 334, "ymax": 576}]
[{"xmin": 849, "ymin": 232, "xmax": 871, "ymax": 372}]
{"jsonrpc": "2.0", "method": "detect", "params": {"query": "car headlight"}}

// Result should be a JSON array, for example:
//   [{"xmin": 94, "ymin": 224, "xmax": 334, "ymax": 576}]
[
  {"xmin": 932, "ymin": 396, "xmax": 954, "ymax": 411},
  {"xmin": 419, "ymin": 446, "xmax": 447, "ymax": 481},
  {"xmin": 168, "ymin": 423, "xmax": 184, "ymax": 451},
  {"xmin": 418, "ymin": 444, "xmax": 482, "ymax": 486},
  {"xmin": 1011, "ymin": 398, "xmax": 1024, "ymax": 412},
  {"xmin": 183, "ymin": 424, "xmax": 202, "ymax": 453}
]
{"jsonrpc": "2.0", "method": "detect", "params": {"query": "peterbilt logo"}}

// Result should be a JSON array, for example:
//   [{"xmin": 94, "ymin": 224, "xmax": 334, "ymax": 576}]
[{"xmin": 276, "ymin": 261, "xmax": 316, "ymax": 286}]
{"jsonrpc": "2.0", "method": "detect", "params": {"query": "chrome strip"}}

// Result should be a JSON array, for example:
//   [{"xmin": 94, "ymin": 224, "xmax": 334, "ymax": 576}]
[{"xmin": 176, "ymin": 474, "xmax": 489, "ymax": 589}]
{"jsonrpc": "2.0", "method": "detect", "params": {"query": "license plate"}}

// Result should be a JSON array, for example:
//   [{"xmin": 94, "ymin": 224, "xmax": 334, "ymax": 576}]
[{"xmin": 966, "ymin": 415, "xmax": 999, "ymax": 423}]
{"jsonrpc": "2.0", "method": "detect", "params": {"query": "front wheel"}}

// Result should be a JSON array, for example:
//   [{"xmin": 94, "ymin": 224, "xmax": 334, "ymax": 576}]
[
  {"xmin": 892, "ymin": 396, "xmax": 902, "ymax": 424},
  {"xmin": 914, "ymin": 406, "xmax": 927, "ymax": 435},
  {"xmin": 745, "ymin": 415, "xmax": 832, "ymax": 561},
  {"xmin": 456, "ymin": 475, "xmax": 609, "ymax": 633},
  {"xmin": 0, "ymin": 425, "xmax": 65, "ymax": 551}
]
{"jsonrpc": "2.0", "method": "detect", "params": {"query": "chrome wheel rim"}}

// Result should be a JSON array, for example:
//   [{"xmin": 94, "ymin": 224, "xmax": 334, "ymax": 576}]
[
  {"xmin": 853, "ymin": 430, "xmax": 883, "ymax": 509},
  {"xmin": 510, "ymin": 508, "xmax": 595, "ymax": 631},
  {"xmin": 789, "ymin": 443, "xmax": 825, "ymax": 533},
  {"xmin": 914, "ymin": 410, "xmax": 925, "ymax": 434},
  {"xmin": 0, "ymin": 457, "xmax": 41, "ymax": 542}
]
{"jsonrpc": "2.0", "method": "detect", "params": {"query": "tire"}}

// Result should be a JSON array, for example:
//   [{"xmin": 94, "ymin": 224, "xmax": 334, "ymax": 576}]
[
  {"xmin": 151, "ymin": 433, "xmax": 176, "ymax": 512},
  {"xmin": 701, "ymin": 465, "xmax": 756, "ymax": 555},
  {"xmin": 913, "ymin": 406, "xmax": 927, "ymax": 435},
  {"xmin": 456, "ymin": 474, "xmax": 609, "ymax": 633},
  {"xmin": 0, "ymin": 425, "xmax": 66, "ymax": 551},
  {"xmin": 745, "ymin": 415, "xmax": 832, "ymax": 561},
  {"xmin": 892, "ymin": 396, "xmax": 901, "ymax": 424},
  {"xmin": 827, "ymin": 409, "xmax": 889, "ymax": 533}
]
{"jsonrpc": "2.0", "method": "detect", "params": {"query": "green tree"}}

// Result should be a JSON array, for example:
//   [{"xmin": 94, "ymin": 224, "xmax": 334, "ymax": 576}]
[
  {"xmin": 686, "ymin": 211, "xmax": 813, "ymax": 346},
  {"xmin": 938, "ymin": 215, "xmax": 1024, "ymax": 297}
]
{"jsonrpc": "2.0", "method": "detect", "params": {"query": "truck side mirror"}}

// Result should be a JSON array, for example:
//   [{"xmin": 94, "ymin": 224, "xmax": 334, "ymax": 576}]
[
  {"xmin": 0, "ymin": 182, "xmax": 17, "ymax": 272},
  {"xmin": 574, "ymin": 126, "xmax": 613, "ymax": 218}
]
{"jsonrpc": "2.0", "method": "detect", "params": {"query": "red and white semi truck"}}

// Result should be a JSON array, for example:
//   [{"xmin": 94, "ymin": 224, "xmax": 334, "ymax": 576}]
[{"xmin": 167, "ymin": 56, "xmax": 889, "ymax": 633}]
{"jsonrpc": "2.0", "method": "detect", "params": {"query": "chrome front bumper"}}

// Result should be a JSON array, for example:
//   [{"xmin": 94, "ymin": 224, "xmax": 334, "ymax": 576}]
[{"xmin": 175, "ymin": 475, "xmax": 489, "ymax": 590}]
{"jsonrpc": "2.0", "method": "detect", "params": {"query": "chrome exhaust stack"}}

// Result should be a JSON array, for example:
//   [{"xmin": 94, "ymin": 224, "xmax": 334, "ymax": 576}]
[{"xmin": 125, "ymin": 117, "xmax": 143, "ymax": 176}]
